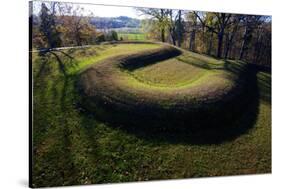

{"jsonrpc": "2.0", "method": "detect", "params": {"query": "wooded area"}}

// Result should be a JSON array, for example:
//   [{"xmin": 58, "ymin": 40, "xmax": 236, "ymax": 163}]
[
  {"xmin": 30, "ymin": 2, "xmax": 271, "ymax": 66},
  {"xmin": 137, "ymin": 9, "xmax": 271, "ymax": 66}
]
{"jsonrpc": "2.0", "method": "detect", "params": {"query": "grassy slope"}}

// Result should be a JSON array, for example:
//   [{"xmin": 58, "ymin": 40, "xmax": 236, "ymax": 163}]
[
  {"xmin": 127, "ymin": 51, "xmax": 234, "ymax": 89},
  {"xmin": 32, "ymin": 43, "xmax": 271, "ymax": 187},
  {"xmin": 130, "ymin": 58, "xmax": 208, "ymax": 87}
]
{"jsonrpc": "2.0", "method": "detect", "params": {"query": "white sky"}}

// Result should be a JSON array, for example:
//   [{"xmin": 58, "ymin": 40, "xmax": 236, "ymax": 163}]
[
  {"xmin": 32, "ymin": 1, "xmax": 145, "ymax": 19},
  {"xmin": 81, "ymin": 4, "xmax": 142, "ymax": 18}
]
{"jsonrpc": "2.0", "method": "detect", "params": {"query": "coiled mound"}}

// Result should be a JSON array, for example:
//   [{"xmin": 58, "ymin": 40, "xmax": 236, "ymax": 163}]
[{"xmin": 78, "ymin": 43, "xmax": 250, "ymax": 127}]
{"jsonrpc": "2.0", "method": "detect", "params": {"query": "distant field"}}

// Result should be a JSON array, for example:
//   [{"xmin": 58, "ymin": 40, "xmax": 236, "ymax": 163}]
[{"xmin": 118, "ymin": 33, "xmax": 146, "ymax": 41}]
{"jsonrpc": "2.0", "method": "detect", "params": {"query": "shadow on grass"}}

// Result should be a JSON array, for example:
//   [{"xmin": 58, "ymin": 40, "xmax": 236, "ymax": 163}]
[
  {"xmin": 78, "ymin": 64, "xmax": 261, "ymax": 145},
  {"xmin": 32, "ymin": 51, "xmax": 83, "ymax": 187},
  {"xmin": 36, "ymin": 49, "xmax": 78, "ymax": 78},
  {"xmin": 33, "ymin": 50, "xmax": 78, "ymax": 140},
  {"xmin": 36, "ymin": 49, "xmax": 79, "ymax": 111},
  {"xmin": 32, "ymin": 117, "xmax": 80, "ymax": 188}
]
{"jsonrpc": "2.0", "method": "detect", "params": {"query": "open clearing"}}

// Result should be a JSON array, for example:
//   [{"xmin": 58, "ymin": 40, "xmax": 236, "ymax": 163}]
[
  {"xmin": 32, "ymin": 42, "xmax": 271, "ymax": 187},
  {"xmin": 118, "ymin": 33, "xmax": 146, "ymax": 41}
]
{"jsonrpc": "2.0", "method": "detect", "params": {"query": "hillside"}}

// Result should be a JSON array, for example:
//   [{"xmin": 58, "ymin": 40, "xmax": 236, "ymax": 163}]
[
  {"xmin": 91, "ymin": 16, "xmax": 141, "ymax": 29},
  {"xmin": 32, "ymin": 42, "xmax": 271, "ymax": 187}
]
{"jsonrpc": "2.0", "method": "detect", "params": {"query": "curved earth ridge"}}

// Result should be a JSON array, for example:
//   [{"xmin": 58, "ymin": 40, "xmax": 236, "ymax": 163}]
[{"xmin": 78, "ymin": 43, "xmax": 249, "ymax": 126}]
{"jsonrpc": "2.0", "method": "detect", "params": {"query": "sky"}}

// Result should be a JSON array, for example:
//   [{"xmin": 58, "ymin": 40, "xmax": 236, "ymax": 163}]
[
  {"xmin": 32, "ymin": 1, "xmax": 145, "ymax": 19},
  {"xmin": 81, "ymin": 4, "xmax": 142, "ymax": 18},
  {"xmin": 32, "ymin": 1, "xmax": 271, "ymax": 20}
]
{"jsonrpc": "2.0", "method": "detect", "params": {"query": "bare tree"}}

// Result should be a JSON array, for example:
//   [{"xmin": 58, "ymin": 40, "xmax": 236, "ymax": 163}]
[
  {"xmin": 188, "ymin": 12, "xmax": 198, "ymax": 51},
  {"xmin": 58, "ymin": 4, "xmax": 95, "ymax": 46},
  {"xmin": 176, "ymin": 10, "xmax": 183, "ymax": 47},
  {"xmin": 239, "ymin": 15, "xmax": 262, "ymax": 60},
  {"xmin": 224, "ymin": 15, "xmax": 242, "ymax": 59},
  {"xmin": 39, "ymin": 2, "xmax": 61, "ymax": 48},
  {"xmin": 194, "ymin": 12, "xmax": 232, "ymax": 58},
  {"xmin": 137, "ymin": 8, "xmax": 170, "ymax": 42},
  {"xmin": 168, "ymin": 10, "xmax": 177, "ymax": 45}
]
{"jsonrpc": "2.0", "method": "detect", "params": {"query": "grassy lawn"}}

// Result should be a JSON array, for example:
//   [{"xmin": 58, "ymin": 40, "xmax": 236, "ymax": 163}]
[
  {"xmin": 32, "ymin": 43, "xmax": 271, "ymax": 187},
  {"xmin": 118, "ymin": 33, "xmax": 146, "ymax": 41}
]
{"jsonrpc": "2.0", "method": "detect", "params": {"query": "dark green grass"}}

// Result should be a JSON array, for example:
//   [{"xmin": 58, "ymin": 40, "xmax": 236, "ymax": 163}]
[{"xmin": 32, "ymin": 43, "xmax": 271, "ymax": 187}]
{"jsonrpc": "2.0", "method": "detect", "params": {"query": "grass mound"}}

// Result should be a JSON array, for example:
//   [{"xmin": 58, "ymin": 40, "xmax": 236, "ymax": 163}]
[
  {"xmin": 32, "ymin": 42, "xmax": 270, "ymax": 187},
  {"xmin": 78, "ymin": 43, "xmax": 253, "ymax": 127}
]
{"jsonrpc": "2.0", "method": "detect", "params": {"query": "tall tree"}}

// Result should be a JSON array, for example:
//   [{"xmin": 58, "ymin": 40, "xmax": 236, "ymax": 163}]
[
  {"xmin": 39, "ymin": 2, "xmax": 61, "ymax": 48},
  {"xmin": 215, "ymin": 13, "xmax": 232, "ymax": 58},
  {"xmin": 175, "ymin": 10, "xmax": 184, "ymax": 47},
  {"xmin": 194, "ymin": 12, "xmax": 232, "ymax": 58},
  {"xmin": 168, "ymin": 10, "xmax": 177, "ymax": 46},
  {"xmin": 224, "ymin": 15, "xmax": 241, "ymax": 59},
  {"xmin": 205, "ymin": 13, "xmax": 217, "ymax": 55},
  {"xmin": 167, "ymin": 10, "xmax": 184, "ymax": 47},
  {"xmin": 239, "ymin": 15, "xmax": 262, "ymax": 60},
  {"xmin": 58, "ymin": 4, "xmax": 95, "ymax": 46},
  {"xmin": 137, "ymin": 8, "xmax": 170, "ymax": 42},
  {"xmin": 187, "ymin": 12, "xmax": 198, "ymax": 51}
]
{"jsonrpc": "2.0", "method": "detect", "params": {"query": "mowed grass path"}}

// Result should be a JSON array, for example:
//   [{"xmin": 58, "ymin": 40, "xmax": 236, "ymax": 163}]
[{"xmin": 32, "ymin": 43, "xmax": 271, "ymax": 187}]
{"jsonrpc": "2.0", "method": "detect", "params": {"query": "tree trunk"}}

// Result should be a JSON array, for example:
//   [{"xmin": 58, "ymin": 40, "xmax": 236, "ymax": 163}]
[
  {"xmin": 207, "ymin": 31, "xmax": 213, "ymax": 55},
  {"xmin": 76, "ymin": 33, "xmax": 81, "ymax": 46},
  {"xmin": 225, "ymin": 24, "xmax": 238, "ymax": 59},
  {"xmin": 217, "ymin": 29, "xmax": 224, "ymax": 58},
  {"xmin": 160, "ymin": 9, "xmax": 166, "ymax": 43},
  {"xmin": 177, "ymin": 10, "xmax": 182, "ymax": 47},
  {"xmin": 170, "ymin": 29, "xmax": 176, "ymax": 46},
  {"xmin": 161, "ymin": 28, "xmax": 165, "ymax": 42},
  {"xmin": 224, "ymin": 33, "xmax": 235, "ymax": 59},
  {"xmin": 239, "ymin": 26, "xmax": 248, "ymax": 60},
  {"xmin": 253, "ymin": 28, "xmax": 263, "ymax": 64},
  {"xmin": 224, "ymin": 42, "xmax": 231, "ymax": 59},
  {"xmin": 189, "ymin": 29, "xmax": 196, "ymax": 51},
  {"xmin": 168, "ymin": 10, "xmax": 176, "ymax": 46}
]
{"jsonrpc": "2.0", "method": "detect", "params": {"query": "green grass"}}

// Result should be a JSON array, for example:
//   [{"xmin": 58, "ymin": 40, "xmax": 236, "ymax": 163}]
[
  {"xmin": 118, "ymin": 33, "xmax": 146, "ymax": 41},
  {"xmin": 67, "ymin": 43, "xmax": 161, "ymax": 74},
  {"xmin": 124, "ymin": 51, "xmax": 231, "ymax": 89},
  {"xmin": 129, "ymin": 58, "xmax": 208, "ymax": 87},
  {"xmin": 32, "ymin": 43, "xmax": 271, "ymax": 187}
]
